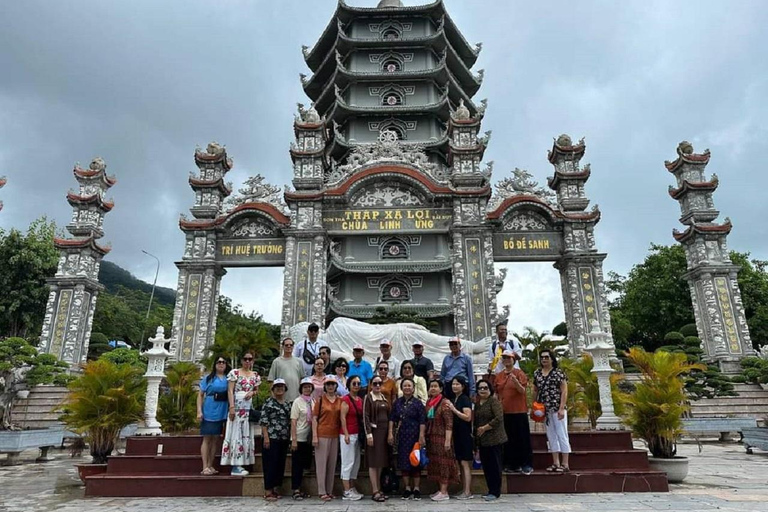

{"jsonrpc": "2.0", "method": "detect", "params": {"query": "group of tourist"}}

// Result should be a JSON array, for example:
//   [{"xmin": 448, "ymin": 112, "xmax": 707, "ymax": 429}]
[{"xmin": 196, "ymin": 322, "xmax": 572, "ymax": 502}]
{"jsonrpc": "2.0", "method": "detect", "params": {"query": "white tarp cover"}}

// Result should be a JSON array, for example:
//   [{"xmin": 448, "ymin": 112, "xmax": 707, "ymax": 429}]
[{"xmin": 288, "ymin": 317, "xmax": 490, "ymax": 370}]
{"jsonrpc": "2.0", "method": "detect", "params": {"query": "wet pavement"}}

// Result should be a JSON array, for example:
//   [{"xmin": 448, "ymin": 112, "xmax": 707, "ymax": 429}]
[{"xmin": 1, "ymin": 441, "xmax": 767, "ymax": 512}]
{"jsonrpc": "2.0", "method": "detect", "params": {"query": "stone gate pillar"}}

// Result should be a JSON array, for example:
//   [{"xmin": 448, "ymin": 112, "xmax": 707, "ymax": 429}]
[
  {"xmin": 39, "ymin": 158, "xmax": 115, "ymax": 366},
  {"xmin": 665, "ymin": 142, "xmax": 754, "ymax": 371}
]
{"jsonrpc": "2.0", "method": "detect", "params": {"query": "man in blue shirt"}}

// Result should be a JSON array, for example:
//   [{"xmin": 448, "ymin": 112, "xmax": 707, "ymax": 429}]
[
  {"xmin": 440, "ymin": 336, "xmax": 476, "ymax": 399},
  {"xmin": 346, "ymin": 343, "xmax": 374, "ymax": 395}
]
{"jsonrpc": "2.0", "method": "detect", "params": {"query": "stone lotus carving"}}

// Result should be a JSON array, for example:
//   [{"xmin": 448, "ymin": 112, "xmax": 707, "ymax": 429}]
[
  {"xmin": 333, "ymin": 130, "xmax": 445, "ymax": 184},
  {"xmin": 488, "ymin": 168, "xmax": 556, "ymax": 211},
  {"xmin": 226, "ymin": 174, "xmax": 287, "ymax": 214}
]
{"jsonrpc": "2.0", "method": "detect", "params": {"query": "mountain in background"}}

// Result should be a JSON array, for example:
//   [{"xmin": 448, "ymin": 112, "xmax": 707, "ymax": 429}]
[{"xmin": 99, "ymin": 260, "xmax": 176, "ymax": 307}]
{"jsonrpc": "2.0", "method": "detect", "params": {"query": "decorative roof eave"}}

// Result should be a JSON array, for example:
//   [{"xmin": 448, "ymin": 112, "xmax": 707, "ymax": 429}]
[
  {"xmin": 66, "ymin": 192, "xmax": 114, "ymax": 212},
  {"xmin": 665, "ymin": 151, "xmax": 711, "ymax": 172},
  {"xmin": 303, "ymin": 48, "xmax": 347, "ymax": 95},
  {"xmin": 188, "ymin": 177, "xmax": 232, "ymax": 195},
  {"xmin": 73, "ymin": 166, "xmax": 117, "ymax": 187},
  {"xmin": 547, "ymin": 167, "xmax": 592, "ymax": 189},
  {"xmin": 180, "ymin": 203, "xmax": 290, "ymax": 231},
  {"xmin": 329, "ymin": 299, "xmax": 453, "ymax": 319},
  {"xmin": 486, "ymin": 194, "xmax": 561, "ymax": 221},
  {"xmin": 54, "ymin": 236, "xmax": 111, "ymax": 255},
  {"xmin": 336, "ymin": 0, "xmax": 480, "ymax": 66},
  {"xmin": 561, "ymin": 207, "xmax": 601, "ymax": 223},
  {"xmin": 668, "ymin": 175, "xmax": 719, "ymax": 199},
  {"xmin": 547, "ymin": 135, "xmax": 586, "ymax": 164},
  {"xmin": 286, "ymin": 165, "xmax": 490, "ymax": 200},
  {"xmin": 673, "ymin": 219, "xmax": 733, "ymax": 242},
  {"xmin": 303, "ymin": 7, "xmax": 341, "ymax": 70},
  {"xmin": 328, "ymin": 92, "xmax": 451, "ymax": 122},
  {"xmin": 194, "ymin": 148, "xmax": 234, "ymax": 170},
  {"xmin": 329, "ymin": 254, "xmax": 452, "ymax": 274}
]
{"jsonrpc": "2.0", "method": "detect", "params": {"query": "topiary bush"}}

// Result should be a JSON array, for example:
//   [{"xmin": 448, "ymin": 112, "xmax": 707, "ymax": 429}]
[
  {"xmin": 679, "ymin": 324, "xmax": 699, "ymax": 338},
  {"xmin": 663, "ymin": 331, "xmax": 685, "ymax": 344},
  {"xmin": 87, "ymin": 332, "xmax": 112, "ymax": 360},
  {"xmin": 740, "ymin": 357, "xmax": 768, "ymax": 384}
]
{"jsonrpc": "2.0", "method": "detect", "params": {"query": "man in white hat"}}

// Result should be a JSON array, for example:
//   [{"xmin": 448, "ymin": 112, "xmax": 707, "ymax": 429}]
[
  {"xmin": 375, "ymin": 339, "xmax": 400, "ymax": 380},
  {"xmin": 346, "ymin": 344, "xmax": 373, "ymax": 395},
  {"xmin": 411, "ymin": 340, "xmax": 435, "ymax": 381}
]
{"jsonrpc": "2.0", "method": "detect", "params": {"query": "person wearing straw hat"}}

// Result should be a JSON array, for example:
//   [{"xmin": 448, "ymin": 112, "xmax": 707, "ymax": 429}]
[{"xmin": 260, "ymin": 378, "xmax": 292, "ymax": 501}]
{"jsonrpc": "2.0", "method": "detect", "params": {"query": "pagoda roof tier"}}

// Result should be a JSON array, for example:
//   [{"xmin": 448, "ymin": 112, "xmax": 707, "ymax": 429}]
[
  {"xmin": 329, "ymin": 252, "xmax": 451, "ymax": 274},
  {"xmin": 327, "ymin": 89, "xmax": 451, "ymax": 124},
  {"xmin": 328, "ymin": 298, "xmax": 453, "ymax": 319},
  {"xmin": 54, "ymin": 236, "xmax": 111, "ymax": 256},
  {"xmin": 188, "ymin": 176, "xmax": 232, "ymax": 195},
  {"xmin": 73, "ymin": 165, "xmax": 117, "ymax": 187},
  {"xmin": 286, "ymin": 165, "xmax": 490, "ymax": 201},
  {"xmin": 179, "ymin": 202, "xmax": 291, "ymax": 232},
  {"xmin": 547, "ymin": 135, "xmax": 586, "ymax": 164},
  {"xmin": 66, "ymin": 192, "xmax": 114, "ymax": 212},
  {"xmin": 310, "ymin": 63, "xmax": 480, "ymax": 117},
  {"xmin": 547, "ymin": 167, "xmax": 592, "ymax": 189},
  {"xmin": 673, "ymin": 218, "xmax": 732, "ymax": 243},
  {"xmin": 305, "ymin": 0, "xmax": 480, "ymax": 71},
  {"xmin": 194, "ymin": 146, "xmax": 234, "ymax": 170},
  {"xmin": 668, "ymin": 175, "xmax": 719, "ymax": 199},
  {"xmin": 665, "ymin": 143, "xmax": 711, "ymax": 172}
]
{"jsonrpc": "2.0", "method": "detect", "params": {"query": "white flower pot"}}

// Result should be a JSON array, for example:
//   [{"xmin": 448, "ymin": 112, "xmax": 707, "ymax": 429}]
[
  {"xmin": 648, "ymin": 455, "xmax": 689, "ymax": 483},
  {"xmin": 16, "ymin": 390, "xmax": 30, "ymax": 399}
]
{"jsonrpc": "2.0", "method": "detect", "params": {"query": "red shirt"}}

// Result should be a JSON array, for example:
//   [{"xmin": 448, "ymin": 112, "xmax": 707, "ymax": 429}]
[
  {"xmin": 341, "ymin": 395, "xmax": 363, "ymax": 435},
  {"xmin": 495, "ymin": 369, "xmax": 529, "ymax": 414}
]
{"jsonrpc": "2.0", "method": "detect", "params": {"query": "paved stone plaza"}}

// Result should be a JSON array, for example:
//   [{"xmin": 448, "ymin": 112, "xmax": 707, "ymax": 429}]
[{"xmin": 1, "ymin": 442, "xmax": 766, "ymax": 512}]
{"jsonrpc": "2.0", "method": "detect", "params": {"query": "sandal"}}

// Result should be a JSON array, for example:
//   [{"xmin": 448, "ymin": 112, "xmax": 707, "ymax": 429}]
[
  {"xmin": 200, "ymin": 467, "xmax": 213, "ymax": 475},
  {"xmin": 372, "ymin": 492, "xmax": 386, "ymax": 502},
  {"xmin": 556, "ymin": 466, "xmax": 570, "ymax": 473},
  {"xmin": 546, "ymin": 464, "xmax": 561, "ymax": 472},
  {"xmin": 320, "ymin": 494, "xmax": 333, "ymax": 501},
  {"xmin": 292, "ymin": 490, "xmax": 304, "ymax": 501},
  {"xmin": 264, "ymin": 493, "xmax": 278, "ymax": 502}
]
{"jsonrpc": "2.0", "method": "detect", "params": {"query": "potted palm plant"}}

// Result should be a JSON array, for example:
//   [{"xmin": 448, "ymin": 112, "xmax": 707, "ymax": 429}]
[
  {"xmin": 620, "ymin": 347, "xmax": 704, "ymax": 483},
  {"xmin": 58, "ymin": 359, "xmax": 146, "ymax": 481}
]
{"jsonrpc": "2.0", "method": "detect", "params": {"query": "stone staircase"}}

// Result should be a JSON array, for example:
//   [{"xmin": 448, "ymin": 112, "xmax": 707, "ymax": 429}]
[
  {"xmin": 689, "ymin": 383, "xmax": 768, "ymax": 426},
  {"xmin": 84, "ymin": 432, "xmax": 668, "ymax": 497},
  {"xmin": 9, "ymin": 385, "xmax": 68, "ymax": 429}
]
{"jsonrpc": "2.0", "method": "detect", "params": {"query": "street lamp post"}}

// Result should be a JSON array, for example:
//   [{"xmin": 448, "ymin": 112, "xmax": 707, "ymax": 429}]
[{"xmin": 140, "ymin": 250, "xmax": 160, "ymax": 351}]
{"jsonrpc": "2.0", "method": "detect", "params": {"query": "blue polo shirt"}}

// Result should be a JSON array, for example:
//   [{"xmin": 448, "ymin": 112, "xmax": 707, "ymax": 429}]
[
  {"xmin": 347, "ymin": 358, "xmax": 374, "ymax": 388},
  {"xmin": 440, "ymin": 352, "xmax": 476, "ymax": 395}
]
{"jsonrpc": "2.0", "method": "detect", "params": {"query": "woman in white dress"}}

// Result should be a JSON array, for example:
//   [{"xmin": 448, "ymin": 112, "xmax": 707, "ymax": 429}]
[{"xmin": 221, "ymin": 351, "xmax": 261, "ymax": 475}]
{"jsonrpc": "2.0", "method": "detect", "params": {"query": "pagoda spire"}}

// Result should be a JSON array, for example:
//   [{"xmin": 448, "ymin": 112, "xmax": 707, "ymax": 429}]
[
  {"xmin": 666, "ymin": 141, "xmax": 754, "ymax": 371},
  {"xmin": 39, "ymin": 157, "xmax": 116, "ymax": 366}
]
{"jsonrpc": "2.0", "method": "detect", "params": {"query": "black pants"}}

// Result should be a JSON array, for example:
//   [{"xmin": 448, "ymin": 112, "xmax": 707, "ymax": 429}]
[
  {"xmin": 479, "ymin": 445, "xmax": 504, "ymax": 497},
  {"xmin": 263, "ymin": 438, "xmax": 289, "ymax": 490},
  {"xmin": 291, "ymin": 441, "xmax": 312, "ymax": 491},
  {"xmin": 503, "ymin": 413, "xmax": 533, "ymax": 469}
]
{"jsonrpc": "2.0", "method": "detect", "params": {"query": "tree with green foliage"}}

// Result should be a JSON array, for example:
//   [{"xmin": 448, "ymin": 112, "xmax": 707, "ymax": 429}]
[
  {"xmin": 366, "ymin": 305, "xmax": 439, "ymax": 333},
  {"xmin": 658, "ymin": 331, "xmax": 735, "ymax": 399},
  {"xmin": 58, "ymin": 359, "xmax": 146, "ymax": 463},
  {"xmin": 91, "ymin": 286, "xmax": 173, "ymax": 349},
  {"xmin": 515, "ymin": 327, "xmax": 570, "ymax": 378},
  {"xmin": 729, "ymin": 253, "xmax": 768, "ymax": 349},
  {"xmin": 158, "ymin": 362, "xmax": 200, "ymax": 434},
  {"xmin": 87, "ymin": 332, "xmax": 112, "ymax": 360},
  {"xmin": 0, "ymin": 337, "xmax": 71, "ymax": 429},
  {"xmin": 99, "ymin": 347, "xmax": 147, "ymax": 371},
  {"xmin": 0, "ymin": 218, "xmax": 60, "ymax": 338},
  {"xmin": 739, "ymin": 356, "xmax": 768, "ymax": 385}
]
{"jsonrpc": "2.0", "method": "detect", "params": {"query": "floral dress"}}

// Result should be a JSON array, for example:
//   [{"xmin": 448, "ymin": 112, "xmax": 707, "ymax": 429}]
[
  {"xmin": 426, "ymin": 398, "xmax": 459, "ymax": 484},
  {"xmin": 221, "ymin": 369, "xmax": 261, "ymax": 466}
]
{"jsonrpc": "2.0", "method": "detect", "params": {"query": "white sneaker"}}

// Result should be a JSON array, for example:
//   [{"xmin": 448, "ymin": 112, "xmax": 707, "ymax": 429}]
[
  {"xmin": 431, "ymin": 492, "xmax": 449, "ymax": 502},
  {"xmin": 351, "ymin": 488, "xmax": 363, "ymax": 498},
  {"xmin": 343, "ymin": 490, "xmax": 362, "ymax": 501}
]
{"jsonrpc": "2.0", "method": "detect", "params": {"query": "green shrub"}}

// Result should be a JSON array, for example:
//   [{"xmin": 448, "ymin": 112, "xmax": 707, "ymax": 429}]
[
  {"xmin": 679, "ymin": 324, "xmax": 699, "ymax": 338},
  {"xmin": 99, "ymin": 348, "xmax": 146, "ymax": 370},
  {"xmin": 729, "ymin": 375, "xmax": 746, "ymax": 383},
  {"xmin": 158, "ymin": 362, "xmax": 200, "ymax": 434},
  {"xmin": 683, "ymin": 336, "xmax": 702, "ymax": 348},
  {"xmin": 663, "ymin": 331, "xmax": 685, "ymax": 343},
  {"xmin": 87, "ymin": 332, "xmax": 112, "ymax": 360},
  {"xmin": 739, "ymin": 357, "xmax": 768, "ymax": 385}
]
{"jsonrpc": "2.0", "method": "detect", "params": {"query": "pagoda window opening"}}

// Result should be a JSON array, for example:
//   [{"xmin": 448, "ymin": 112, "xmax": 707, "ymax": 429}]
[
  {"xmin": 382, "ymin": 91, "xmax": 404, "ymax": 106},
  {"xmin": 382, "ymin": 58, "xmax": 402, "ymax": 73},
  {"xmin": 381, "ymin": 27, "xmax": 402, "ymax": 41},
  {"xmin": 381, "ymin": 237, "xmax": 409, "ymax": 259},
  {"xmin": 380, "ymin": 278, "xmax": 411, "ymax": 302},
  {"xmin": 380, "ymin": 126, "xmax": 405, "ymax": 140}
]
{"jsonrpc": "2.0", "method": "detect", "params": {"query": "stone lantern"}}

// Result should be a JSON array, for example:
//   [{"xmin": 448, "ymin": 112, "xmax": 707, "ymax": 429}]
[
  {"xmin": 584, "ymin": 321, "xmax": 623, "ymax": 430},
  {"xmin": 135, "ymin": 326, "xmax": 171, "ymax": 436}
]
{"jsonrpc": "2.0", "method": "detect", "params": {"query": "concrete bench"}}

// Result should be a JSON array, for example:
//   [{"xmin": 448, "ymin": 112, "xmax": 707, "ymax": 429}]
[
  {"xmin": 0, "ymin": 428, "xmax": 66, "ymax": 465},
  {"xmin": 742, "ymin": 427, "xmax": 768, "ymax": 454},
  {"xmin": 682, "ymin": 417, "xmax": 758, "ymax": 443}
]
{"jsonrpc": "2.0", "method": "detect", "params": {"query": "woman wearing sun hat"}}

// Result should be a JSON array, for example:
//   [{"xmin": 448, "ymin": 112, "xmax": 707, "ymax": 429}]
[
  {"xmin": 312, "ymin": 375, "xmax": 342, "ymax": 501},
  {"xmin": 289, "ymin": 377, "xmax": 315, "ymax": 500},
  {"xmin": 260, "ymin": 378, "xmax": 292, "ymax": 501}
]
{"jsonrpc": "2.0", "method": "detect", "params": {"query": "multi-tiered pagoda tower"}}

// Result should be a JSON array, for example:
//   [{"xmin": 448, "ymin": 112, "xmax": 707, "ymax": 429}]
[
  {"xmin": 666, "ymin": 141, "xmax": 754, "ymax": 371},
  {"xmin": 39, "ymin": 158, "xmax": 116, "ymax": 366},
  {"xmin": 169, "ymin": 0, "xmax": 616, "ymax": 362}
]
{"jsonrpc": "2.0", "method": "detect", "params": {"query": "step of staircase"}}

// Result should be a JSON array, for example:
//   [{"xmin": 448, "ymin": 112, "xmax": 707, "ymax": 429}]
[
  {"xmin": 9, "ymin": 385, "xmax": 69, "ymax": 430},
  {"xmin": 84, "ymin": 432, "xmax": 667, "ymax": 496}
]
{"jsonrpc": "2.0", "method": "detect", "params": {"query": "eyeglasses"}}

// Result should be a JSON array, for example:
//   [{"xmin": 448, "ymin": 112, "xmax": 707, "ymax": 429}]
[
  {"xmin": 540, "ymin": 355, "xmax": 551, "ymax": 359},
  {"xmin": 478, "ymin": 386, "xmax": 490, "ymax": 391},
  {"xmin": 350, "ymin": 382, "xmax": 360, "ymax": 386},
  {"xmin": 372, "ymin": 381, "xmax": 382, "ymax": 386},
  {"xmin": 378, "ymin": 367, "xmax": 388, "ymax": 371},
  {"xmin": 216, "ymin": 360, "xmax": 226, "ymax": 364},
  {"xmin": 338, "ymin": 365, "xmax": 348, "ymax": 369},
  {"xmin": 243, "ymin": 357, "xmax": 254, "ymax": 361},
  {"xmin": 284, "ymin": 344, "xmax": 294, "ymax": 348}
]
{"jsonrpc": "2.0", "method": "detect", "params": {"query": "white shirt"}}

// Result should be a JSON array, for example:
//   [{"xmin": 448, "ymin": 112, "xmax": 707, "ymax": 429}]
[
  {"xmin": 488, "ymin": 337, "xmax": 522, "ymax": 372},
  {"xmin": 294, "ymin": 337, "xmax": 321, "ymax": 377},
  {"xmin": 375, "ymin": 354, "xmax": 401, "ymax": 379}
]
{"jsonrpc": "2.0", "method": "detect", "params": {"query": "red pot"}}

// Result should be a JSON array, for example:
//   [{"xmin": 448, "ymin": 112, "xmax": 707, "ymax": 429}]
[{"xmin": 75, "ymin": 463, "xmax": 108, "ymax": 483}]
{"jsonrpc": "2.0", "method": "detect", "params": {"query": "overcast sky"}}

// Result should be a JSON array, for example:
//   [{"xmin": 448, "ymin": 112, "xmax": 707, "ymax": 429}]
[{"xmin": 1, "ymin": 0, "xmax": 766, "ymax": 336}]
